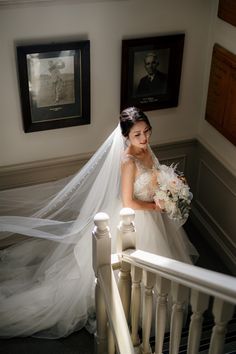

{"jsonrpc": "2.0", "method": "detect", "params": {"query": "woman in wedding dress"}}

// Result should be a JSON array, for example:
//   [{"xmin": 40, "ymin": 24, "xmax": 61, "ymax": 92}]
[
  {"xmin": 119, "ymin": 107, "xmax": 197, "ymax": 261},
  {"xmin": 0, "ymin": 107, "xmax": 198, "ymax": 339}
]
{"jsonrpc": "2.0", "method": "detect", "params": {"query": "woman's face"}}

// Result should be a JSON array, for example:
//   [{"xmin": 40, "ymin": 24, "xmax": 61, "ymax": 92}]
[{"xmin": 128, "ymin": 121, "xmax": 151, "ymax": 149}]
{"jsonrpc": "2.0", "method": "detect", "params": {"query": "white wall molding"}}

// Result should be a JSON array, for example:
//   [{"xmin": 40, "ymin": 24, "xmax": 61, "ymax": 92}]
[
  {"xmin": 0, "ymin": 151, "xmax": 92, "ymax": 190},
  {"xmin": 0, "ymin": 138, "xmax": 235, "ymax": 273},
  {"xmin": 0, "ymin": 139, "xmax": 195, "ymax": 190},
  {"xmin": 0, "ymin": 0, "xmax": 126, "ymax": 8},
  {"xmin": 191, "ymin": 142, "xmax": 236, "ymax": 274},
  {"xmin": 190, "ymin": 206, "xmax": 236, "ymax": 276}
]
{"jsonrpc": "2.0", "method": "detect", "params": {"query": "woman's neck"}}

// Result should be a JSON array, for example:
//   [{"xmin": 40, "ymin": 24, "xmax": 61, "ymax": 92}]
[{"xmin": 128, "ymin": 145, "xmax": 148, "ymax": 157}]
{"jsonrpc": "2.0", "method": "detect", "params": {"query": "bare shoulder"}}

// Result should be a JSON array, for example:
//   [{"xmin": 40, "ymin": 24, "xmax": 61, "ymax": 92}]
[{"xmin": 121, "ymin": 153, "xmax": 136, "ymax": 170}]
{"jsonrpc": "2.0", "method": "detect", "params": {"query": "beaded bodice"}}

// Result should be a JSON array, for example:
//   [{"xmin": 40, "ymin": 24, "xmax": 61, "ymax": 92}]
[{"xmin": 123, "ymin": 147, "xmax": 160, "ymax": 202}]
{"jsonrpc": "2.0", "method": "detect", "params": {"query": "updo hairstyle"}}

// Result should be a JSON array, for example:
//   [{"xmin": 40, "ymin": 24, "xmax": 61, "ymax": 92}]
[{"xmin": 119, "ymin": 107, "xmax": 152, "ymax": 138}]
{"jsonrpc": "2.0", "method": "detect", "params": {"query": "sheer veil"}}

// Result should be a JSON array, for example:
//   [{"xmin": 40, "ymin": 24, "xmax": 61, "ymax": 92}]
[
  {"xmin": 0, "ymin": 125, "xmax": 124, "ymax": 244},
  {"xmin": 0, "ymin": 125, "xmax": 126, "ymax": 338},
  {"xmin": 0, "ymin": 122, "xmax": 199, "ymax": 338}
]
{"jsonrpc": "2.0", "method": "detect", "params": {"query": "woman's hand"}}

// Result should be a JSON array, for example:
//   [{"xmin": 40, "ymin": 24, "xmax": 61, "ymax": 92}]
[{"xmin": 153, "ymin": 197, "xmax": 166, "ymax": 212}]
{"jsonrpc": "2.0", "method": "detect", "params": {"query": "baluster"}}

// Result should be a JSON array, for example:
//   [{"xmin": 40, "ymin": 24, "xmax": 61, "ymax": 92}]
[
  {"xmin": 108, "ymin": 325, "xmax": 115, "ymax": 354},
  {"xmin": 117, "ymin": 208, "xmax": 136, "ymax": 321},
  {"xmin": 140, "ymin": 270, "xmax": 156, "ymax": 354},
  {"xmin": 187, "ymin": 290, "xmax": 209, "ymax": 354},
  {"xmin": 92, "ymin": 212, "xmax": 111, "ymax": 354},
  {"xmin": 209, "ymin": 298, "xmax": 235, "ymax": 354},
  {"xmin": 155, "ymin": 275, "xmax": 171, "ymax": 354},
  {"xmin": 169, "ymin": 283, "xmax": 189, "ymax": 354},
  {"xmin": 95, "ymin": 279, "xmax": 108, "ymax": 354},
  {"xmin": 118, "ymin": 261, "xmax": 131, "ymax": 320},
  {"xmin": 131, "ymin": 265, "xmax": 142, "ymax": 346}
]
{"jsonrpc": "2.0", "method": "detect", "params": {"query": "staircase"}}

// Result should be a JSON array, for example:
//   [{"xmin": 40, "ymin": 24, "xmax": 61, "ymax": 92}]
[
  {"xmin": 93, "ymin": 208, "xmax": 236, "ymax": 354},
  {"xmin": 0, "ymin": 210, "xmax": 235, "ymax": 354},
  {"xmin": 149, "ymin": 312, "xmax": 236, "ymax": 354}
]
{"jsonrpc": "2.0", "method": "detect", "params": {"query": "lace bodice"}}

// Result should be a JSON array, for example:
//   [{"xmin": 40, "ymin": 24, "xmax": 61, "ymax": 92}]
[{"xmin": 123, "ymin": 147, "xmax": 160, "ymax": 202}]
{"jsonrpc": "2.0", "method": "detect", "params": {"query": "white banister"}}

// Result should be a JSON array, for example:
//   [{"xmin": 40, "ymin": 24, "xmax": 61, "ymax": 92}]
[
  {"xmin": 92, "ymin": 212, "xmax": 111, "ymax": 275},
  {"xmin": 92, "ymin": 212, "xmax": 111, "ymax": 354},
  {"xmin": 94, "ymin": 279, "xmax": 108, "ymax": 354},
  {"xmin": 121, "ymin": 248, "xmax": 236, "ymax": 353},
  {"xmin": 117, "ymin": 208, "xmax": 136, "ymax": 321},
  {"xmin": 99, "ymin": 265, "xmax": 135, "ymax": 354},
  {"xmin": 121, "ymin": 249, "xmax": 236, "ymax": 305},
  {"xmin": 116, "ymin": 207, "xmax": 136, "ymax": 253},
  {"xmin": 131, "ymin": 265, "xmax": 142, "ymax": 347},
  {"xmin": 187, "ymin": 290, "xmax": 209, "ymax": 354},
  {"xmin": 93, "ymin": 209, "xmax": 236, "ymax": 354},
  {"xmin": 155, "ymin": 275, "xmax": 171, "ymax": 354},
  {"xmin": 169, "ymin": 283, "xmax": 189, "ymax": 354},
  {"xmin": 209, "ymin": 298, "xmax": 235, "ymax": 354},
  {"xmin": 108, "ymin": 325, "xmax": 115, "ymax": 354},
  {"xmin": 92, "ymin": 212, "xmax": 135, "ymax": 354},
  {"xmin": 118, "ymin": 261, "xmax": 131, "ymax": 321},
  {"xmin": 140, "ymin": 270, "xmax": 156, "ymax": 354}
]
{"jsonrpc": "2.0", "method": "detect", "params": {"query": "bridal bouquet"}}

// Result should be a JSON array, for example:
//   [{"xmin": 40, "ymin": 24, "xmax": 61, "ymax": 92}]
[{"xmin": 154, "ymin": 164, "xmax": 193, "ymax": 226}]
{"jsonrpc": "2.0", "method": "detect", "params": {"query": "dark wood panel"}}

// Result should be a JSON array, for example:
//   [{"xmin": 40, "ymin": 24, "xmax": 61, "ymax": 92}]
[
  {"xmin": 218, "ymin": 0, "xmax": 236, "ymax": 27},
  {"xmin": 205, "ymin": 54, "xmax": 230, "ymax": 130},
  {"xmin": 222, "ymin": 69, "xmax": 236, "ymax": 144},
  {"xmin": 205, "ymin": 44, "xmax": 236, "ymax": 146}
]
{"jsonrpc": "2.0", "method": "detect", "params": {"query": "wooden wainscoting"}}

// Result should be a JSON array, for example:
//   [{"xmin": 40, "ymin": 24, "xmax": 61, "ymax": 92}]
[
  {"xmin": 0, "ymin": 152, "xmax": 92, "ymax": 191},
  {"xmin": 154, "ymin": 139, "xmax": 236, "ymax": 274},
  {"xmin": 191, "ymin": 142, "xmax": 236, "ymax": 275},
  {"xmin": 0, "ymin": 139, "xmax": 235, "ymax": 275}
]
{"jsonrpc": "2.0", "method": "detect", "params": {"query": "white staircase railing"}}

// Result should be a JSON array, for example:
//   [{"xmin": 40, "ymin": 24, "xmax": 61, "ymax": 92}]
[
  {"xmin": 92, "ymin": 208, "xmax": 236, "ymax": 354},
  {"xmin": 92, "ymin": 211, "xmax": 134, "ymax": 354}
]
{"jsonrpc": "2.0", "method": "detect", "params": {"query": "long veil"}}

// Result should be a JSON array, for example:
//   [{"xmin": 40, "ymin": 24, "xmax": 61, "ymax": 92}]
[
  {"xmin": 0, "ymin": 125, "xmax": 123, "ymax": 244},
  {"xmin": 0, "ymin": 125, "xmax": 124, "ymax": 338},
  {"xmin": 0, "ymin": 124, "xmax": 199, "ymax": 338}
]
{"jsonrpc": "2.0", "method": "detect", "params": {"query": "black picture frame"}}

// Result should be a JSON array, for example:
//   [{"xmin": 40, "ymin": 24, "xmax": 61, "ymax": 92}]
[
  {"xmin": 17, "ymin": 41, "xmax": 90, "ymax": 133},
  {"xmin": 120, "ymin": 34, "xmax": 185, "ymax": 112}
]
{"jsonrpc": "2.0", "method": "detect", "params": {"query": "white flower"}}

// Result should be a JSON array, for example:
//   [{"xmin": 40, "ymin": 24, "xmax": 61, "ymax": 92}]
[
  {"xmin": 165, "ymin": 200, "xmax": 176, "ymax": 214},
  {"xmin": 153, "ymin": 164, "xmax": 192, "ymax": 226}
]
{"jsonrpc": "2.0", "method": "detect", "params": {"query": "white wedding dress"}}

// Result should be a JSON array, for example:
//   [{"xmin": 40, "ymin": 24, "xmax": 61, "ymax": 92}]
[{"xmin": 0, "ymin": 126, "xmax": 198, "ymax": 339}]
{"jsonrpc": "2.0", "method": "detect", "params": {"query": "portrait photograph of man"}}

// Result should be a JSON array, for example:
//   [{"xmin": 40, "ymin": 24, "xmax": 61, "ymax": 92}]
[
  {"xmin": 133, "ymin": 49, "xmax": 170, "ymax": 98},
  {"xmin": 120, "ymin": 34, "xmax": 184, "ymax": 111}
]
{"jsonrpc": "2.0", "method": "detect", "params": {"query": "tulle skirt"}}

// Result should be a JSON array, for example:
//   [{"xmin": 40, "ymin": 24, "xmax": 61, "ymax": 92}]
[{"xmin": 0, "ymin": 198, "xmax": 198, "ymax": 339}]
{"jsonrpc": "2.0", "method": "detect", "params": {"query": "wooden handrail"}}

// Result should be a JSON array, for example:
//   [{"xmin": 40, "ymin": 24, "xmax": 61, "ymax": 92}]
[
  {"xmin": 93, "ymin": 209, "xmax": 236, "ymax": 354},
  {"xmin": 92, "ymin": 211, "xmax": 134, "ymax": 354},
  {"xmin": 98, "ymin": 264, "xmax": 135, "ymax": 354},
  {"xmin": 121, "ymin": 249, "xmax": 236, "ymax": 305}
]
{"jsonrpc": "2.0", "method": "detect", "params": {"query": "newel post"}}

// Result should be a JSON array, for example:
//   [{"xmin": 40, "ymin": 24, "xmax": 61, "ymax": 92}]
[
  {"xmin": 117, "ymin": 208, "xmax": 136, "ymax": 321},
  {"xmin": 92, "ymin": 212, "xmax": 111, "ymax": 354}
]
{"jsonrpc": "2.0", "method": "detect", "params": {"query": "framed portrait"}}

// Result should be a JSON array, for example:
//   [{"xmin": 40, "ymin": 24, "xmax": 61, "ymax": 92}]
[
  {"xmin": 120, "ymin": 34, "xmax": 185, "ymax": 111},
  {"xmin": 17, "ymin": 41, "xmax": 90, "ymax": 133}
]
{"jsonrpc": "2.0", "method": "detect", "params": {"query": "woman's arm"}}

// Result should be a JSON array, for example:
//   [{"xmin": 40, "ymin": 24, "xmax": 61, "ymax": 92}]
[{"xmin": 121, "ymin": 158, "xmax": 162, "ymax": 211}]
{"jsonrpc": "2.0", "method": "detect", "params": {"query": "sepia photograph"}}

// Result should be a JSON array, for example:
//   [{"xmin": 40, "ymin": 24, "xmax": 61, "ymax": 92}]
[
  {"xmin": 120, "ymin": 34, "xmax": 185, "ymax": 111},
  {"xmin": 17, "ymin": 41, "xmax": 90, "ymax": 132},
  {"xmin": 134, "ymin": 49, "xmax": 170, "ymax": 97}
]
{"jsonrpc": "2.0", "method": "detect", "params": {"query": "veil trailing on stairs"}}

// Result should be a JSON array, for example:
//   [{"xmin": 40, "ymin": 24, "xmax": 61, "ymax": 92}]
[
  {"xmin": 0, "ymin": 125, "xmax": 124, "ymax": 338},
  {"xmin": 0, "ymin": 123, "xmax": 198, "ymax": 338}
]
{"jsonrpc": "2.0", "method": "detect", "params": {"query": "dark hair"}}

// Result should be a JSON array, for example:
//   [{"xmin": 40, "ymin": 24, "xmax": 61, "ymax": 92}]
[{"xmin": 119, "ymin": 107, "xmax": 152, "ymax": 137}]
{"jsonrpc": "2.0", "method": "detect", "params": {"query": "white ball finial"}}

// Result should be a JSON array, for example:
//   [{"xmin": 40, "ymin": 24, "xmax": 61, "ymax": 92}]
[
  {"xmin": 94, "ymin": 212, "xmax": 109, "ymax": 231},
  {"xmin": 120, "ymin": 208, "xmax": 135, "ymax": 225}
]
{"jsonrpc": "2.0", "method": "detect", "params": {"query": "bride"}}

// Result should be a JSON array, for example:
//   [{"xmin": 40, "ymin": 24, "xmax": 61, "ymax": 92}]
[{"xmin": 0, "ymin": 107, "xmax": 198, "ymax": 338}]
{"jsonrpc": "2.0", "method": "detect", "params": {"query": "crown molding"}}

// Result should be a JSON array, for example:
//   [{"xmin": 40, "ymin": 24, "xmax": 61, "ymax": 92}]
[{"xmin": 0, "ymin": 0, "xmax": 126, "ymax": 8}]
